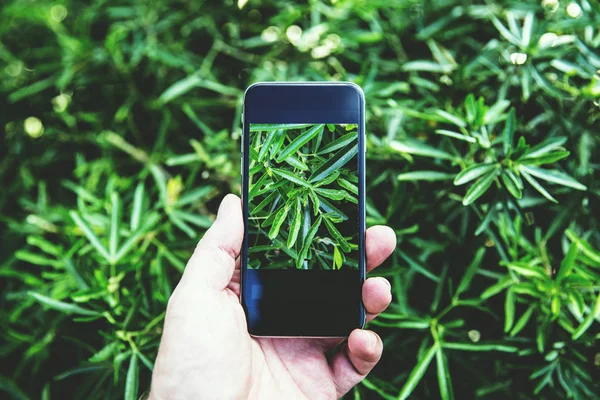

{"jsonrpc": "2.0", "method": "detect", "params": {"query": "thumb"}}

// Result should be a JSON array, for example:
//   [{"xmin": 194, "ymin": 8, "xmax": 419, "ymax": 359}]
[{"xmin": 179, "ymin": 194, "xmax": 244, "ymax": 291}]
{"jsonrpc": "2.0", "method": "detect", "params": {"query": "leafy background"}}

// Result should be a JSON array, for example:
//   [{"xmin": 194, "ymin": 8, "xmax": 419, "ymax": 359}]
[
  {"xmin": 248, "ymin": 123, "xmax": 360, "ymax": 270},
  {"xmin": 1, "ymin": 0, "xmax": 599, "ymax": 399}
]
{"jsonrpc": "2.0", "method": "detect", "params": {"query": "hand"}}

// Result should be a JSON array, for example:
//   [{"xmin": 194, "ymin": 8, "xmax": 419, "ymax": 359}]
[{"xmin": 150, "ymin": 194, "xmax": 396, "ymax": 400}]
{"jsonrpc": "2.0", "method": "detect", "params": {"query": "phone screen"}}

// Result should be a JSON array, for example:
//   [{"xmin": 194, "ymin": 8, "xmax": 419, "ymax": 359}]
[
  {"xmin": 242, "ymin": 83, "xmax": 365, "ymax": 337},
  {"xmin": 247, "ymin": 123, "xmax": 359, "ymax": 272}
]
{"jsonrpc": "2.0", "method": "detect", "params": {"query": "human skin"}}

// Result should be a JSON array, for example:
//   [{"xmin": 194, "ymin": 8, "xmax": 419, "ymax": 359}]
[{"xmin": 149, "ymin": 194, "xmax": 396, "ymax": 399}]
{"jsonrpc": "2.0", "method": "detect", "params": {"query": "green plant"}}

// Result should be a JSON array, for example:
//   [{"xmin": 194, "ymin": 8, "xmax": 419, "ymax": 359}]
[
  {"xmin": 248, "ymin": 123, "xmax": 359, "ymax": 270},
  {"xmin": 1, "ymin": 0, "xmax": 599, "ymax": 399}
]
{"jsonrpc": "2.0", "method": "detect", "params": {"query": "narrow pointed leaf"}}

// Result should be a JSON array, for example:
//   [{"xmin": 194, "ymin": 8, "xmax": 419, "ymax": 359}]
[
  {"xmin": 556, "ymin": 242, "xmax": 579, "ymax": 282},
  {"xmin": 520, "ymin": 165, "xmax": 587, "ymax": 191},
  {"xmin": 436, "ymin": 347, "xmax": 454, "ymax": 400},
  {"xmin": 504, "ymin": 288, "xmax": 515, "ymax": 333},
  {"xmin": 520, "ymin": 151, "xmax": 570, "ymax": 165},
  {"xmin": 398, "ymin": 343, "xmax": 438, "ymax": 400},
  {"xmin": 70, "ymin": 211, "xmax": 111, "ymax": 261},
  {"xmin": 276, "ymin": 124, "xmax": 325, "ymax": 162},
  {"xmin": 283, "ymin": 155, "xmax": 309, "ymax": 171},
  {"xmin": 124, "ymin": 353, "xmax": 139, "ymax": 400},
  {"xmin": 520, "ymin": 169, "xmax": 558, "ymax": 203},
  {"xmin": 501, "ymin": 171, "xmax": 522, "ymax": 199},
  {"xmin": 258, "ymin": 128, "xmax": 280, "ymax": 161},
  {"xmin": 435, "ymin": 129, "xmax": 476, "ymax": 143},
  {"xmin": 398, "ymin": 171, "xmax": 455, "ymax": 181},
  {"xmin": 456, "ymin": 248, "xmax": 485, "ymax": 297},
  {"xmin": 287, "ymin": 199, "xmax": 302, "ymax": 248},
  {"xmin": 268, "ymin": 205, "xmax": 290, "ymax": 240},
  {"xmin": 522, "ymin": 137, "xmax": 567, "ymax": 159},
  {"xmin": 296, "ymin": 216, "xmax": 322, "ymax": 269},
  {"xmin": 109, "ymin": 192, "xmax": 121, "ymax": 258},
  {"xmin": 454, "ymin": 164, "xmax": 497, "ymax": 186},
  {"xmin": 565, "ymin": 229, "xmax": 600, "ymax": 264},
  {"xmin": 271, "ymin": 168, "xmax": 313, "ymax": 188},
  {"xmin": 389, "ymin": 140, "xmax": 454, "ymax": 161},
  {"xmin": 250, "ymin": 123, "xmax": 312, "ymax": 132},
  {"xmin": 510, "ymin": 304, "xmax": 536, "ymax": 337},
  {"xmin": 317, "ymin": 132, "xmax": 357, "ymax": 154},
  {"xmin": 309, "ymin": 143, "xmax": 358, "ymax": 183},
  {"xmin": 503, "ymin": 108, "xmax": 516, "ymax": 154},
  {"xmin": 462, "ymin": 169, "xmax": 498, "ymax": 205},
  {"xmin": 29, "ymin": 292, "xmax": 101, "ymax": 316},
  {"xmin": 130, "ymin": 183, "xmax": 145, "ymax": 231}
]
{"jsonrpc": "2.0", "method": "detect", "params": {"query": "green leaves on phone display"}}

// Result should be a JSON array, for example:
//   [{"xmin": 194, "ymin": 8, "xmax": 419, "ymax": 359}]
[{"xmin": 248, "ymin": 123, "xmax": 359, "ymax": 270}]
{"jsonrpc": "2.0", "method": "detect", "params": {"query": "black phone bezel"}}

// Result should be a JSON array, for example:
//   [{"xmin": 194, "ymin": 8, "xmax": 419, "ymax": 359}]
[{"xmin": 241, "ymin": 82, "xmax": 366, "ymax": 337}]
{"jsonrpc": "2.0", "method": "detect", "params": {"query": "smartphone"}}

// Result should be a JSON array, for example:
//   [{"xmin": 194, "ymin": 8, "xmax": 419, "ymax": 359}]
[{"xmin": 240, "ymin": 82, "xmax": 366, "ymax": 337}]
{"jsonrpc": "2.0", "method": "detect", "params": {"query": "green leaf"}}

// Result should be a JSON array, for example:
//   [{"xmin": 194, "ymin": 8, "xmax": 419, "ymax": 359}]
[
  {"xmin": 504, "ymin": 288, "xmax": 515, "ymax": 333},
  {"xmin": 503, "ymin": 108, "xmax": 516, "ymax": 154},
  {"xmin": 333, "ymin": 246, "xmax": 343, "ymax": 270},
  {"xmin": 443, "ymin": 342, "xmax": 518, "ymax": 352},
  {"xmin": 338, "ymin": 178, "xmax": 358, "ymax": 195},
  {"xmin": 520, "ymin": 169, "xmax": 558, "ymax": 203},
  {"xmin": 520, "ymin": 151, "xmax": 570, "ymax": 165},
  {"xmin": 258, "ymin": 128, "xmax": 280, "ymax": 161},
  {"xmin": 556, "ymin": 242, "xmax": 578, "ymax": 282},
  {"xmin": 434, "ymin": 129, "xmax": 476, "ymax": 143},
  {"xmin": 519, "ymin": 165, "xmax": 587, "ymax": 191},
  {"xmin": 250, "ymin": 123, "xmax": 312, "ymax": 132},
  {"xmin": 565, "ymin": 229, "xmax": 600, "ymax": 265},
  {"xmin": 268, "ymin": 205, "xmax": 290, "ymax": 240},
  {"xmin": 130, "ymin": 183, "xmax": 145, "ymax": 231},
  {"xmin": 507, "ymin": 262, "xmax": 548, "ymax": 280},
  {"xmin": 454, "ymin": 164, "xmax": 497, "ymax": 186},
  {"xmin": 397, "ymin": 171, "xmax": 455, "ymax": 181},
  {"xmin": 283, "ymin": 155, "xmax": 309, "ymax": 171},
  {"xmin": 124, "ymin": 353, "xmax": 139, "ymax": 400},
  {"xmin": 436, "ymin": 347, "xmax": 454, "ymax": 400},
  {"xmin": 317, "ymin": 132, "xmax": 357, "ymax": 154},
  {"xmin": 501, "ymin": 171, "xmax": 522, "ymax": 199},
  {"xmin": 287, "ymin": 199, "xmax": 302, "ymax": 248},
  {"xmin": 8, "ymin": 77, "xmax": 55, "ymax": 103},
  {"xmin": 314, "ymin": 188, "xmax": 347, "ymax": 201},
  {"xmin": 309, "ymin": 143, "xmax": 358, "ymax": 183},
  {"xmin": 109, "ymin": 192, "xmax": 121, "ymax": 259},
  {"xmin": 296, "ymin": 216, "xmax": 322, "ymax": 269},
  {"xmin": 70, "ymin": 211, "xmax": 111, "ymax": 261},
  {"xmin": 113, "ymin": 212, "xmax": 161, "ymax": 264},
  {"xmin": 402, "ymin": 60, "xmax": 454, "ymax": 74},
  {"xmin": 313, "ymin": 170, "xmax": 340, "ymax": 188},
  {"xmin": 510, "ymin": 304, "xmax": 536, "ymax": 337},
  {"xmin": 480, "ymin": 276, "xmax": 513, "ymax": 299},
  {"xmin": 522, "ymin": 137, "xmax": 567, "ymax": 159},
  {"xmin": 276, "ymin": 124, "xmax": 325, "ymax": 162},
  {"xmin": 398, "ymin": 343, "xmax": 438, "ymax": 400},
  {"xmin": 456, "ymin": 248, "xmax": 485, "ymax": 297},
  {"xmin": 271, "ymin": 168, "xmax": 313, "ymax": 189},
  {"xmin": 89, "ymin": 342, "xmax": 117, "ymax": 362},
  {"xmin": 462, "ymin": 169, "xmax": 498, "ymax": 206},
  {"xmin": 251, "ymin": 191, "xmax": 279, "ymax": 215},
  {"xmin": 323, "ymin": 217, "xmax": 351, "ymax": 252},
  {"xmin": 28, "ymin": 292, "xmax": 101, "ymax": 316},
  {"xmin": 389, "ymin": 139, "xmax": 455, "ymax": 161},
  {"xmin": 572, "ymin": 292, "xmax": 600, "ymax": 340},
  {"xmin": 434, "ymin": 110, "xmax": 466, "ymax": 127}
]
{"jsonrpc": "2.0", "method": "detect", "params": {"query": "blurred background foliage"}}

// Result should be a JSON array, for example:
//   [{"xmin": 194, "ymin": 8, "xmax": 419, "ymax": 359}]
[{"xmin": 1, "ymin": 0, "xmax": 599, "ymax": 398}]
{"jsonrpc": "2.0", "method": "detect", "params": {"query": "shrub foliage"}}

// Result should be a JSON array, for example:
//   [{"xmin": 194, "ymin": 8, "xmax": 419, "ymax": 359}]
[{"xmin": 1, "ymin": 0, "xmax": 599, "ymax": 399}]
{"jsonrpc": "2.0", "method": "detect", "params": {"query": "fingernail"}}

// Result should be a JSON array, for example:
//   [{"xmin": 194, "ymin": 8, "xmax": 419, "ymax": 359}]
[
  {"xmin": 216, "ymin": 194, "xmax": 232, "ymax": 220},
  {"xmin": 380, "ymin": 277, "xmax": 391, "ymax": 291},
  {"xmin": 365, "ymin": 330, "xmax": 377, "ymax": 350}
]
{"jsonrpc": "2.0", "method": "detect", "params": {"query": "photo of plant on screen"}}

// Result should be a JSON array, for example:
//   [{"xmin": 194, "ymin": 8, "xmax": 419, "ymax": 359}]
[{"xmin": 248, "ymin": 123, "xmax": 359, "ymax": 270}]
